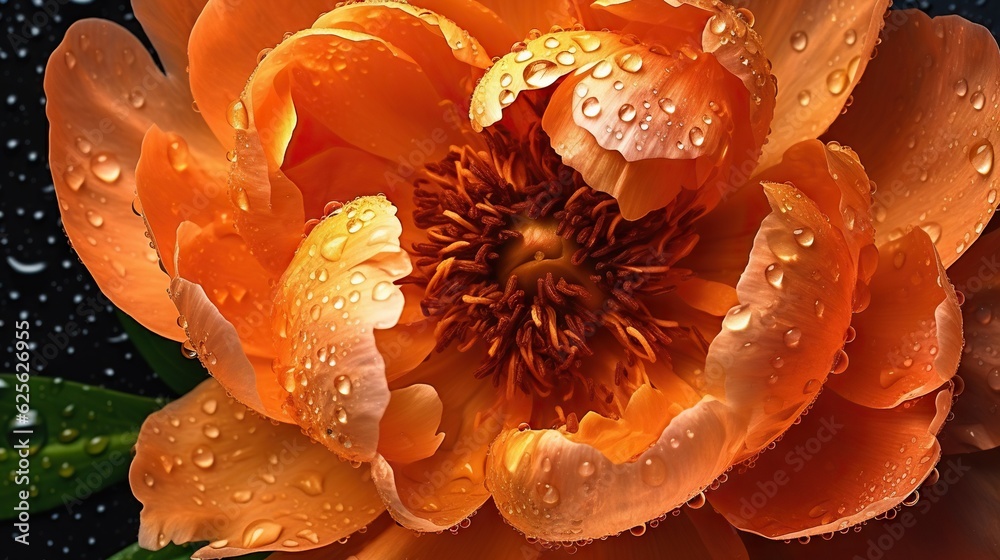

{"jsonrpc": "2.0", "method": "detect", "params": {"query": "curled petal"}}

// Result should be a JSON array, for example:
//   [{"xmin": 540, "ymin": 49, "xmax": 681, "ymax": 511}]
[
  {"xmin": 827, "ymin": 229, "xmax": 963, "ymax": 409},
  {"xmin": 377, "ymin": 385, "xmax": 446, "ymax": 464},
  {"xmin": 486, "ymin": 398, "xmax": 743, "ymax": 541},
  {"xmin": 711, "ymin": 183, "xmax": 856, "ymax": 458},
  {"xmin": 827, "ymin": 11, "xmax": 1000, "ymax": 267},
  {"xmin": 732, "ymin": 0, "xmax": 890, "ymax": 168},
  {"xmin": 170, "ymin": 221, "xmax": 289, "ymax": 422},
  {"xmin": 130, "ymin": 379, "xmax": 383, "ymax": 559},
  {"xmin": 941, "ymin": 229, "xmax": 1000, "ymax": 453},
  {"xmin": 710, "ymin": 387, "xmax": 952, "ymax": 540},
  {"xmin": 187, "ymin": 0, "xmax": 337, "ymax": 145},
  {"xmin": 370, "ymin": 346, "xmax": 502, "ymax": 532},
  {"xmin": 737, "ymin": 450, "xmax": 1000, "ymax": 558},
  {"xmin": 45, "ymin": 19, "xmax": 211, "ymax": 340},
  {"xmin": 472, "ymin": 13, "xmax": 774, "ymax": 217},
  {"xmin": 273, "ymin": 196, "xmax": 411, "ymax": 462},
  {"xmin": 267, "ymin": 502, "xmax": 749, "ymax": 560}
]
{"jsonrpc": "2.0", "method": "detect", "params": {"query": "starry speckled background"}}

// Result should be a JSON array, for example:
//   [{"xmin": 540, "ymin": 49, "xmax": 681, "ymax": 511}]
[{"xmin": 1, "ymin": 1, "xmax": 999, "ymax": 559}]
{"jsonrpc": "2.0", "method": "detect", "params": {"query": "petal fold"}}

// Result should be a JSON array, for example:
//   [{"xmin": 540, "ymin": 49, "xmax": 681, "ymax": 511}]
[
  {"xmin": 130, "ymin": 379, "xmax": 383, "ymax": 559},
  {"xmin": 273, "ymin": 196, "xmax": 411, "ymax": 462},
  {"xmin": 710, "ymin": 387, "xmax": 952, "ymax": 540},
  {"xmin": 827, "ymin": 229, "xmax": 963, "ymax": 409}
]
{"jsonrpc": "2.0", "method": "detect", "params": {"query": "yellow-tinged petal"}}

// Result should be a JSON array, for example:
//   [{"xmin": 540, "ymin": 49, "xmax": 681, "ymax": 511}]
[
  {"xmin": 273, "ymin": 196, "xmax": 411, "ymax": 462},
  {"xmin": 130, "ymin": 379, "xmax": 383, "ymax": 559},
  {"xmin": 486, "ymin": 398, "xmax": 743, "ymax": 541}
]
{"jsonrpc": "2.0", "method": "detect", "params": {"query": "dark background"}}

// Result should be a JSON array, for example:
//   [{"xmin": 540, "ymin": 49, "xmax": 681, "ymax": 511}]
[{"xmin": 1, "ymin": 1, "xmax": 1000, "ymax": 559}]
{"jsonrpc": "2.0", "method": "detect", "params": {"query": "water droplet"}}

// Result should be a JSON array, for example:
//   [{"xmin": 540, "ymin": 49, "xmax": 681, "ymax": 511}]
[
  {"xmin": 556, "ymin": 51, "xmax": 576, "ymax": 65},
  {"xmin": 689, "ymin": 127, "xmax": 705, "ymax": 147},
  {"xmin": 784, "ymin": 328, "xmax": 802, "ymax": 348},
  {"xmin": 577, "ymin": 461, "xmax": 595, "ymax": 477},
  {"xmin": 618, "ymin": 104, "xmax": 636, "ymax": 122},
  {"xmin": 498, "ymin": 89, "xmax": 515, "ymax": 107},
  {"xmin": 971, "ymin": 91, "xmax": 986, "ymax": 111},
  {"xmin": 640, "ymin": 457, "xmax": 667, "ymax": 486},
  {"xmin": 591, "ymin": 60, "xmax": 613, "ymax": 79},
  {"xmin": 844, "ymin": 29, "xmax": 857, "ymax": 46},
  {"xmin": 242, "ymin": 520, "xmax": 283, "ymax": 548},
  {"xmin": 335, "ymin": 375, "xmax": 352, "ymax": 395},
  {"xmin": 827, "ymin": 70, "xmax": 848, "ymax": 95},
  {"xmin": 987, "ymin": 369, "xmax": 1000, "ymax": 392},
  {"xmin": 523, "ymin": 60, "xmax": 560, "ymax": 88},
  {"xmin": 86, "ymin": 211, "xmax": 104, "ymax": 228},
  {"xmin": 128, "ymin": 90, "xmax": 146, "ymax": 109},
  {"xmin": 232, "ymin": 490, "xmax": 253, "ymax": 504},
  {"xmin": 798, "ymin": 90, "xmax": 811, "ymax": 107},
  {"xmin": 617, "ymin": 52, "xmax": 643, "ymax": 73},
  {"xmin": 233, "ymin": 187, "xmax": 250, "ymax": 211},
  {"xmin": 764, "ymin": 263, "xmax": 784, "ymax": 288},
  {"xmin": 970, "ymin": 140, "xmax": 994, "ymax": 176},
  {"xmin": 350, "ymin": 271, "xmax": 366, "ymax": 285},
  {"xmin": 723, "ymin": 304, "xmax": 751, "ymax": 331},
  {"xmin": 167, "ymin": 136, "xmax": 190, "ymax": 172},
  {"xmin": 372, "ymin": 281, "xmax": 394, "ymax": 301},
  {"xmin": 91, "ymin": 153, "xmax": 121, "ymax": 183},
  {"xmin": 192, "ymin": 447, "xmax": 215, "ymax": 469},
  {"xmin": 790, "ymin": 31, "xmax": 808, "ymax": 52},
  {"xmin": 954, "ymin": 79, "xmax": 969, "ymax": 97},
  {"xmin": 228, "ymin": 99, "xmax": 249, "ymax": 130},
  {"xmin": 321, "ymin": 236, "xmax": 348, "ymax": 261},
  {"xmin": 658, "ymin": 97, "xmax": 676, "ymax": 114},
  {"xmin": 573, "ymin": 34, "xmax": 601, "ymax": 53},
  {"xmin": 582, "ymin": 97, "xmax": 601, "ymax": 118}
]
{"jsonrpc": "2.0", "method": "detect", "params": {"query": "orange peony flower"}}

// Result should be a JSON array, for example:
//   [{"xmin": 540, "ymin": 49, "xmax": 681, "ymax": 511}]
[{"xmin": 46, "ymin": 0, "xmax": 1000, "ymax": 558}]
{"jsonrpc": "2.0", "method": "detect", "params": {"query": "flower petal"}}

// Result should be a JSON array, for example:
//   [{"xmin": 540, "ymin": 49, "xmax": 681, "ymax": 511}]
[
  {"xmin": 169, "ymin": 221, "xmax": 289, "ymax": 422},
  {"xmin": 941, "ymin": 229, "xmax": 1000, "ymax": 453},
  {"xmin": 827, "ymin": 229, "xmax": 963, "ymax": 409},
  {"xmin": 710, "ymin": 182, "xmax": 856, "ymax": 458},
  {"xmin": 472, "ymin": 12, "xmax": 774, "ymax": 218},
  {"xmin": 268, "ymin": 501, "xmax": 750, "ymax": 560},
  {"xmin": 45, "ymin": 19, "xmax": 210, "ymax": 340},
  {"xmin": 487, "ymin": 398, "xmax": 743, "ymax": 541},
  {"xmin": 130, "ymin": 379, "xmax": 383, "ymax": 559},
  {"xmin": 826, "ymin": 10, "xmax": 1000, "ymax": 268},
  {"xmin": 187, "ymin": 0, "xmax": 336, "ymax": 144},
  {"xmin": 273, "ymin": 196, "xmax": 411, "ymax": 462},
  {"xmin": 377, "ymin": 385, "xmax": 446, "ymax": 464},
  {"xmin": 739, "ymin": 450, "xmax": 1000, "ymax": 558},
  {"xmin": 370, "ymin": 345, "xmax": 503, "ymax": 532},
  {"xmin": 709, "ymin": 386, "xmax": 952, "ymax": 540},
  {"xmin": 135, "ymin": 125, "xmax": 231, "ymax": 279},
  {"xmin": 730, "ymin": 0, "xmax": 889, "ymax": 168},
  {"xmin": 133, "ymin": 0, "xmax": 206, "ymax": 79},
  {"xmin": 232, "ymin": 27, "xmax": 475, "ymax": 274}
]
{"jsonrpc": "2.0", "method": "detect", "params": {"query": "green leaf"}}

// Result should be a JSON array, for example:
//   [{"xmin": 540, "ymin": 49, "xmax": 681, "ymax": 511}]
[
  {"xmin": 117, "ymin": 310, "xmax": 208, "ymax": 394},
  {"xmin": 108, "ymin": 543, "xmax": 270, "ymax": 560},
  {"xmin": 0, "ymin": 374, "xmax": 164, "ymax": 518}
]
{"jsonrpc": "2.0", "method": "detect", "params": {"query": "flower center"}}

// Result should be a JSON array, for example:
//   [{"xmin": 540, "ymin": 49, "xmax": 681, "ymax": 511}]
[{"xmin": 408, "ymin": 121, "xmax": 701, "ymax": 422}]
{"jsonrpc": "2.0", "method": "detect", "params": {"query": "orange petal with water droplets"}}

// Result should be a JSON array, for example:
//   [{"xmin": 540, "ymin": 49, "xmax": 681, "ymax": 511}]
[
  {"xmin": 130, "ymin": 379, "xmax": 383, "ymax": 559},
  {"xmin": 273, "ymin": 196, "xmax": 411, "ymax": 462},
  {"xmin": 370, "ymin": 345, "xmax": 503, "ymax": 532},
  {"xmin": 267, "ymin": 501, "xmax": 749, "ymax": 560},
  {"xmin": 941, "ymin": 229, "xmax": 1000, "ymax": 453},
  {"xmin": 827, "ymin": 11, "xmax": 1000, "ymax": 268},
  {"xmin": 169, "ymin": 221, "xmax": 289, "ymax": 422},
  {"xmin": 828, "ymin": 229, "xmax": 962, "ymax": 409},
  {"xmin": 709, "ymin": 183, "xmax": 856, "ymax": 459},
  {"xmin": 710, "ymin": 386, "xmax": 952, "ymax": 540},
  {"xmin": 486, "ymin": 398, "xmax": 742, "ymax": 541},
  {"xmin": 45, "ymin": 19, "xmax": 213, "ymax": 341},
  {"xmin": 735, "ymin": 450, "xmax": 1000, "ymax": 558},
  {"xmin": 187, "ymin": 0, "xmax": 337, "ymax": 146},
  {"xmin": 729, "ymin": 0, "xmax": 890, "ymax": 168}
]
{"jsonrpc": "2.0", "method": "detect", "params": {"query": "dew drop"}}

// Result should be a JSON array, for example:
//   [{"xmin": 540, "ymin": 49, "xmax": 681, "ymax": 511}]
[
  {"xmin": 790, "ymin": 31, "xmax": 808, "ymax": 52},
  {"xmin": 523, "ymin": 60, "xmax": 560, "ymax": 88},
  {"xmin": 582, "ymin": 97, "xmax": 602, "ymax": 118},
  {"xmin": 335, "ymin": 375, "xmax": 352, "ymax": 396},
  {"xmin": 970, "ymin": 139, "xmax": 994, "ymax": 176},
  {"xmin": 618, "ymin": 104, "xmax": 636, "ymax": 122},
  {"xmin": 91, "ymin": 153, "xmax": 121, "ymax": 183}
]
